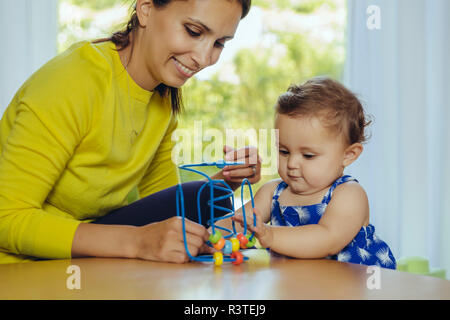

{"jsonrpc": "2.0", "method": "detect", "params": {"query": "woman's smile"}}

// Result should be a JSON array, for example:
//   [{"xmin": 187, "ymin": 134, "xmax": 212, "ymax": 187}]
[{"xmin": 173, "ymin": 57, "xmax": 196, "ymax": 78}]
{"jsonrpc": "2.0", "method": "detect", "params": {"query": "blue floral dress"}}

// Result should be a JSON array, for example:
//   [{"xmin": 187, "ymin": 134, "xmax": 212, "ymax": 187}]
[{"xmin": 270, "ymin": 175, "xmax": 396, "ymax": 269}]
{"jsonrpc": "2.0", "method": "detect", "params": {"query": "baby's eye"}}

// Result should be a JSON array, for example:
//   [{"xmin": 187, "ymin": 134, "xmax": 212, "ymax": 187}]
[
  {"xmin": 279, "ymin": 150, "xmax": 289, "ymax": 156},
  {"xmin": 303, "ymin": 154, "xmax": 316, "ymax": 159}
]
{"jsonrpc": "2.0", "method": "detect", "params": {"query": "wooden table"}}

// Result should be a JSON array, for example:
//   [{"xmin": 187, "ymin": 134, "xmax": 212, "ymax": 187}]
[{"xmin": 0, "ymin": 250, "xmax": 449, "ymax": 300}]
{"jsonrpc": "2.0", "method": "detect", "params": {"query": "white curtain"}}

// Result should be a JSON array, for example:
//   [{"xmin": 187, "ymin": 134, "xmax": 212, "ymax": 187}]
[
  {"xmin": 344, "ymin": 0, "xmax": 450, "ymax": 275},
  {"xmin": 0, "ymin": 0, "xmax": 58, "ymax": 115}
]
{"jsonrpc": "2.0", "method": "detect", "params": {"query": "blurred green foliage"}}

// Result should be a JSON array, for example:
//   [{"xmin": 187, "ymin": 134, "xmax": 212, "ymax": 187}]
[
  {"xmin": 182, "ymin": 31, "xmax": 344, "ymax": 129},
  {"xmin": 65, "ymin": 0, "xmax": 130, "ymax": 10}
]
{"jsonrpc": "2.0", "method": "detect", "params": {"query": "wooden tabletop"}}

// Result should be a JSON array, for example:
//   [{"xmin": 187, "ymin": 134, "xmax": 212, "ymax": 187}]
[{"xmin": 0, "ymin": 249, "xmax": 449, "ymax": 300}]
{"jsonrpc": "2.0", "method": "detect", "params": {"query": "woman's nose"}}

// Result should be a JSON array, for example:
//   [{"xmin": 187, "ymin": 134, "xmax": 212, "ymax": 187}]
[{"xmin": 191, "ymin": 42, "xmax": 216, "ymax": 69}]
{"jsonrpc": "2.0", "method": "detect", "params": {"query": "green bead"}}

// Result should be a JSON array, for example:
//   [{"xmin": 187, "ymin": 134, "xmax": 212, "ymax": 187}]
[
  {"xmin": 209, "ymin": 231, "xmax": 222, "ymax": 244},
  {"xmin": 246, "ymin": 234, "xmax": 256, "ymax": 248}
]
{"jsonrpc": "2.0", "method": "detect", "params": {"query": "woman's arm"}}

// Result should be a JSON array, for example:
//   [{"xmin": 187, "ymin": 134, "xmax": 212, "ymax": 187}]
[
  {"xmin": 72, "ymin": 216, "xmax": 211, "ymax": 263},
  {"xmin": 71, "ymin": 223, "xmax": 139, "ymax": 259},
  {"xmin": 235, "ymin": 182, "xmax": 369, "ymax": 258},
  {"xmin": 0, "ymin": 98, "xmax": 87, "ymax": 261}
]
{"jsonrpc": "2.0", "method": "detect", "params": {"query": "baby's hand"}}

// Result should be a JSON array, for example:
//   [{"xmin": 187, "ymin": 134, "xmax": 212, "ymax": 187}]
[{"xmin": 232, "ymin": 207, "xmax": 273, "ymax": 249}]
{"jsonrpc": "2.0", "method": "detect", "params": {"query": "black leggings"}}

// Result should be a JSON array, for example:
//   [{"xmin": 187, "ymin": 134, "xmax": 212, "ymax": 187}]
[{"xmin": 92, "ymin": 181, "xmax": 233, "ymax": 227}]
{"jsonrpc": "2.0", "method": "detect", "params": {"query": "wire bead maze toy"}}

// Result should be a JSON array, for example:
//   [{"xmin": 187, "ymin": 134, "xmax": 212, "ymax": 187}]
[{"xmin": 176, "ymin": 160, "xmax": 257, "ymax": 266}]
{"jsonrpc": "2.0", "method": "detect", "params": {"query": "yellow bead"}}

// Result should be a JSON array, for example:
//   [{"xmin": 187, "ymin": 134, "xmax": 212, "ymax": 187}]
[
  {"xmin": 231, "ymin": 238, "xmax": 240, "ymax": 252},
  {"xmin": 214, "ymin": 252, "xmax": 223, "ymax": 266}
]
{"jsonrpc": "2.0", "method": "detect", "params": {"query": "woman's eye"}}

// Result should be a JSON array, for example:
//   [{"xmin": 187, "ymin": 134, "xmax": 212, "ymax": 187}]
[
  {"xmin": 279, "ymin": 150, "xmax": 289, "ymax": 156},
  {"xmin": 185, "ymin": 26, "xmax": 201, "ymax": 37}
]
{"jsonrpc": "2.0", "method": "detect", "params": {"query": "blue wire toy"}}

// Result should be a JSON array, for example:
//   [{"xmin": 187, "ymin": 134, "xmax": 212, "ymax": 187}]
[{"xmin": 176, "ymin": 160, "xmax": 257, "ymax": 266}]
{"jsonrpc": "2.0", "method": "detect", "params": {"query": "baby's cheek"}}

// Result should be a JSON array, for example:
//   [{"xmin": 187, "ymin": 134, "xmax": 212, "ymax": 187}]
[
  {"xmin": 309, "ymin": 167, "xmax": 336, "ymax": 189},
  {"xmin": 303, "ymin": 167, "xmax": 325, "ymax": 187}
]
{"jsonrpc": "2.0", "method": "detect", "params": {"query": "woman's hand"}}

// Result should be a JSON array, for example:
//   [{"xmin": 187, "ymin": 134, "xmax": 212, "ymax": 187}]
[
  {"xmin": 135, "ymin": 217, "xmax": 213, "ymax": 264},
  {"xmin": 232, "ymin": 207, "xmax": 273, "ymax": 249},
  {"xmin": 214, "ymin": 145, "xmax": 262, "ymax": 190}
]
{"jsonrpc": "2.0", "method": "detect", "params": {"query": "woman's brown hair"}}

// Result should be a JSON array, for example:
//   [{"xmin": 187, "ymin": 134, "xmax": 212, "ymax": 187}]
[
  {"xmin": 94, "ymin": 0, "xmax": 251, "ymax": 115},
  {"xmin": 276, "ymin": 77, "xmax": 372, "ymax": 145}
]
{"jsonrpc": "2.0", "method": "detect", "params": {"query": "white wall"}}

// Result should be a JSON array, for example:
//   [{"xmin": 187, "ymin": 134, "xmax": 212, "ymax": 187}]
[{"xmin": 0, "ymin": 0, "xmax": 58, "ymax": 115}]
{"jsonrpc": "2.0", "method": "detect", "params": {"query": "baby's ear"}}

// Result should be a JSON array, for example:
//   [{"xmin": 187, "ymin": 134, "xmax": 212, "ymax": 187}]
[{"xmin": 342, "ymin": 143, "xmax": 363, "ymax": 167}]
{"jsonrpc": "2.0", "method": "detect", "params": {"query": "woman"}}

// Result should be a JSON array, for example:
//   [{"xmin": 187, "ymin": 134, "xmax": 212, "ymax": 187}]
[{"xmin": 0, "ymin": 0, "xmax": 260, "ymax": 264}]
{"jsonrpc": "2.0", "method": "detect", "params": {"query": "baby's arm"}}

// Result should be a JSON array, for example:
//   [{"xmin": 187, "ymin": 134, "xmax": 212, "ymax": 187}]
[{"xmin": 238, "ymin": 181, "xmax": 369, "ymax": 258}]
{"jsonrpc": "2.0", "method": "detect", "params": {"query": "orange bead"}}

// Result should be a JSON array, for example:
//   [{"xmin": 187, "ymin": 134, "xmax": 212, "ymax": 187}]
[
  {"xmin": 231, "ymin": 251, "xmax": 244, "ymax": 265},
  {"xmin": 237, "ymin": 233, "xmax": 248, "ymax": 248},
  {"xmin": 213, "ymin": 237, "xmax": 225, "ymax": 251}
]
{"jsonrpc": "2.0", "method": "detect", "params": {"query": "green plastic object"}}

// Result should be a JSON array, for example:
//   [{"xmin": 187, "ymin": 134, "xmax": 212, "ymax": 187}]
[
  {"xmin": 397, "ymin": 256, "xmax": 447, "ymax": 279},
  {"xmin": 246, "ymin": 234, "xmax": 257, "ymax": 248},
  {"xmin": 430, "ymin": 269, "xmax": 447, "ymax": 279},
  {"xmin": 242, "ymin": 249, "xmax": 271, "ymax": 266}
]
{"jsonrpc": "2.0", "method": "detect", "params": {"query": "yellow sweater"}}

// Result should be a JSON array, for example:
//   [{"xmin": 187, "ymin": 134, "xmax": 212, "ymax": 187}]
[{"xmin": 0, "ymin": 41, "xmax": 179, "ymax": 264}]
